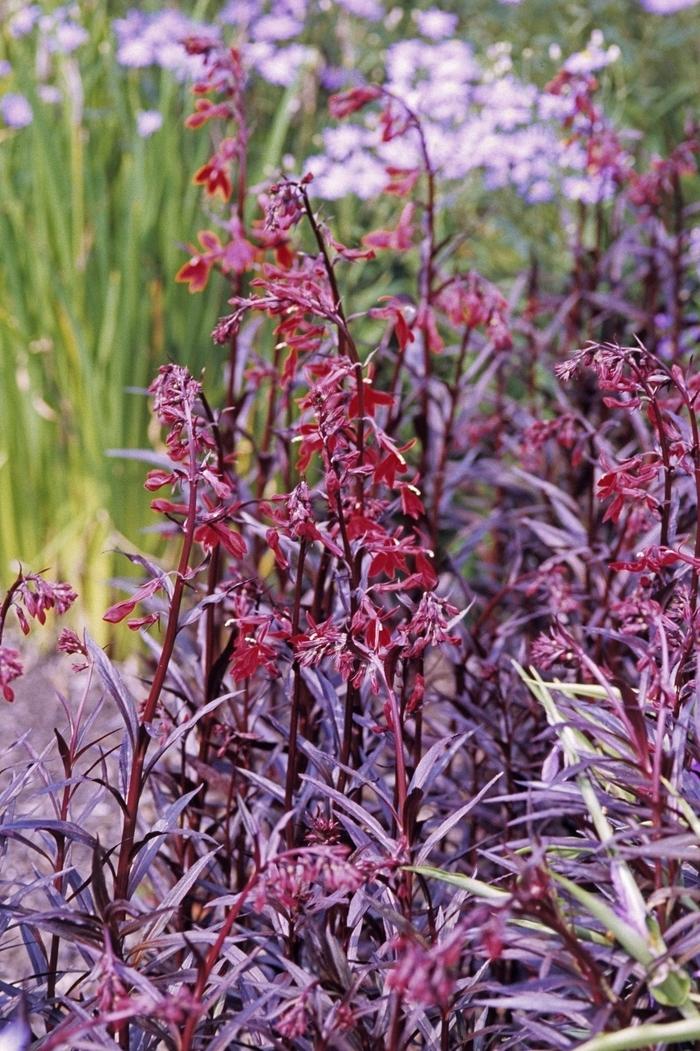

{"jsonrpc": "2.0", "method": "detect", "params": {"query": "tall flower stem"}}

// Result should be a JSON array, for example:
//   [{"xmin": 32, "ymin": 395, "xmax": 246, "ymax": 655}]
[
  {"xmin": 285, "ymin": 539, "xmax": 308, "ymax": 847},
  {"xmin": 114, "ymin": 407, "xmax": 200, "ymax": 907}
]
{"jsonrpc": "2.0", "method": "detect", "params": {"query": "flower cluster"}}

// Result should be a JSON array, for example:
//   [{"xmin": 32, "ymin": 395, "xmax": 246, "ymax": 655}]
[
  {"xmin": 0, "ymin": 569, "xmax": 77, "ymax": 702},
  {"xmin": 386, "ymin": 928, "xmax": 464, "ymax": 1009}
]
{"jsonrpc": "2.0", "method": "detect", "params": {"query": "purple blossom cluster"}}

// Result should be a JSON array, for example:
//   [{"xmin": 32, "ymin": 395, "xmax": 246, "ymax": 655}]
[
  {"xmin": 1, "ymin": 92, "xmax": 32, "ymax": 129},
  {"xmin": 6, "ymin": 2, "xmax": 87, "ymax": 52},
  {"xmin": 640, "ymin": 0, "xmax": 699, "ymax": 10},
  {"xmin": 1, "ymin": 2, "xmax": 91, "ymax": 118},
  {"xmin": 113, "ymin": 2, "xmax": 317, "ymax": 90},
  {"xmin": 305, "ymin": 29, "xmax": 626, "ymax": 205},
  {"xmin": 113, "ymin": 10, "xmax": 216, "ymax": 80}
]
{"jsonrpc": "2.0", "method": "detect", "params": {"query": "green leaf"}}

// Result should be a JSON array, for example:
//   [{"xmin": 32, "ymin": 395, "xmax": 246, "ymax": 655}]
[
  {"xmin": 408, "ymin": 865, "xmax": 510, "ymax": 901},
  {"xmin": 575, "ymin": 1018, "xmax": 700, "ymax": 1051}
]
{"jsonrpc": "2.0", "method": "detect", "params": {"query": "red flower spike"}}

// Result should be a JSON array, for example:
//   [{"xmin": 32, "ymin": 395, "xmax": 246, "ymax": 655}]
[
  {"xmin": 175, "ymin": 254, "xmax": 213, "ymax": 294},
  {"xmin": 398, "ymin": 481, "xmax": 424, "ymax": 520},
  {"xmin": 103, "ymin": 578, "xmax": 163, "ymax": 624},
  {"xmin": 416, "ymin": 303, "xmax": 444, "ymax": 354},
  {"xmin": 185, "ymin": 98, "xmax": 231, "ymax": 129},
  {"xmin": 127, "ymin": 612, "xmax": 161, "ymax": 631},
  {"xmin": 193, "ymin": 159, "xmax": 232, "ymax": 201},
  {"xmin": 371, "ymin": 297, "xmax": 416, "ymax": 351},
  {"xmin": 222, "ymin": 215, "xmax": 256, "ymax": 274},
  {"xmin": 384, "ymin": 166, "xmax": 420, "ymax": 197},
  {"xmin": 144, "ymin": 469, "xmax": 177, "ymax": 492},
  {"xmin": 348, "ymin": 379, "xmax": 394, "ymax": 419},
  {"xmin": 328, "ymin": 85, "xmax": 381, "ymax": 119},
  {"xmin": 194, "ymin": 522, "xmax": 247, "ymax": 559},
  {"xmin": 0, "ymin": 645, "xmax": 23, "ymax": 703},
  {"xmin": 362, "ymin": 203, "xmax": 415, "ymax": 252},
  {"xmin": 266, "ymin": 529, "xmax": 289, "ymax": 572},
  {"xmin": 150, "ymin": 498, "xmax": 189, "ymax": 515},
  {"xmin": 415, "ymin": 552, "xmax": 438, "ymax": 589},
  {"xmin": 326, "ymin": 231, "xmax": 376, "ymax": 262}
]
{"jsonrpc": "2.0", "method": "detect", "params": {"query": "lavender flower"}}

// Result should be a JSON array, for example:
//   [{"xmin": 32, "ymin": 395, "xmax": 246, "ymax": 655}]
[
  {"xmin": 49, "ymin": 20, "xmax": 89, "ymax": 54},
  {"xmin": 640, "ymin": 0, "xmax": 699, "ymax": 10},
  {"xmin": 413, "ymin": 8, "xmax": 459, "ymax": 40},
  {"xmin": 113, "ymin": 10, "xmax": 218, "ymax": 80},
  {"xmin": 250, "ymin": 13, "xmax": 303, "ymax": 41},
  {"xmin": 218, "ymin": 0, "xmax": 261, "ymax": 23},
  {"xmin": 8, "ymin": 5, "xmax": 40, "ymax": 38},
  {"xmin": 563, "ymin": 31, "xmax": 621, "ymax": 74},
  {"xmin": 334, "ymin": 0, "xmax": 384, "ymax": 18},
  {"xmin": 136, "ymin": 110, "xmax": 163, "ymax": 138},
  {"xmin": 1, "ymin": 93, "xmax": 33, "ymax": 129},
  {"xmin": 38, "ymin": 85, "xmax": 62, "ymax": 105},
  {"xmin": 249, "ymin": 43, "xmax": 317, "ymax": 87}
]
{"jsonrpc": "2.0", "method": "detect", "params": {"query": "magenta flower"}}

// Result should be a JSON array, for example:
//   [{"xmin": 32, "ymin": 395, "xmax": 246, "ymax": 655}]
[{"xmin": 0, "ymin": 646, "xmax": 23, "ymax": 702}]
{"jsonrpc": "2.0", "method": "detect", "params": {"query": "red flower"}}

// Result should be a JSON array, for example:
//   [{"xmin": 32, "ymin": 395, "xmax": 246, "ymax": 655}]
[
  {"xmin": 370, "ymin": 297, "xmax": 416, "ymax": 352},
  {"xmin": 266, "ymin": 528, "xmax": 289, "ymax": 571},
  {"xmin": 416, "ymin": 303, "xmax": 444, "ymax": 354},
  {"xmin": 185, "ymin": 98, "xmax": 231, "ymax": 130},
  {"xmin": 16, "ymin": 574, "xmax": 77, "ymax": 628},
  {"xmin": 103, "ymin": 577, "xmax": 163, "ymax": 624},
  {"xmin": 0, "ymin": 646, "xmax": 23, "ymax": 702},
  {"xmin": 363, "ymin": 203, "xmax": 415, "ymax": 252},
  {"xmin": 221, "ymin": 215, "xmax": 256, "ymax": 274},
  {"xmin": 144, "ymin": 469, "xmax": 177, "ymax": 492},
  {"xmin": 194, "ymin": 521, "xmax": 247, "ymax": 559},
  {"xmin": 193, "ymin": 159, "xmax": 232, "ymax": 201},
  {"xmin": 384, "ymin": 166, "xmax": 420, "ymax": 197},
  {"xmin": 230, "ymin": 623, "xmax": 278, "ymax": 680},
  {"xmin": 328, "ymin": 85, "xmax": 381, "ymax": 119},
  {"xmin": 293, "ymin": 614, "xmax": 345, "ymax": 667},
  {"xmin": 399, "ymin": 592, "xmax": 461, "ymax": 657},
  {"xmin": 397, "ymin": 481, "xmax": 424, "ymax": 520},
  {"xmin": 597, "ymin": 454, "xmax": 660, "ymax": 524},
  {"xmin": 610, "ymin": 545, "xmax": 700, "ymax": 574},
  {"xmin": 175, "ymin": 230, "xmax": 223, "ymax": 293}
]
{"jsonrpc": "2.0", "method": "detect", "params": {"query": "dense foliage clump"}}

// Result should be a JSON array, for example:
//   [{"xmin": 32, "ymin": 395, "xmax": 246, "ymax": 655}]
[{"xmin": 1, "ymin": 5, "xmax": 700, "ymax": 1050}]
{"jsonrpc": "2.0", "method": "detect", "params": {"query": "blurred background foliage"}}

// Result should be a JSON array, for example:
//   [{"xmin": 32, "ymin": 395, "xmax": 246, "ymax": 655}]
[{"xmin": 0, "ymin": 0, "xmax": 698, "ymax": 627}]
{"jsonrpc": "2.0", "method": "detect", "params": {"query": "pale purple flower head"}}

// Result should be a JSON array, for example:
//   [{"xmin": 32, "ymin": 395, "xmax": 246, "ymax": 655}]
[
  {"xmin": 564, "ymin": 32, "xmax": 621, "ymax": 74},
  {"xmin": 38, "ymin": 85, "xmax": 62, "ymax": 104},
  {"xmin": 9, "ymin": 5, "xmax": 40, "ymax": 38},
  {"xmin": 640, "ymin": 0, "xmax": 698, "ymax": 10},
  {"xmin": 305, "ymin": 149, "xmax": 387, "ymax": 200},
  {"xmin": 414, "ymin": 8, "xmax": 459, "ymax": 40},
  {"xmin": 136, "ymin": 110, "xmax": 163, "ymax": 138},
  {"xmin": 1, "ymin": 93, "xmax": 33, "ymax": 129},
  {"xmin": 0, "ymin": 61, "xmax": 11, "ymax": 78},
  {"xmin": 251, "ymin": 13, "xmax": 303, "ymax": 41},
  {"xmin": 114, "ymin": 10, "xmax": 217, "ymax": 79},
  {"xmin": 250, "ymin": 43, "xmax": 316, "ymax": 86},
  {"xmin": 218, "ymin": 0, "xmax": 260, "ymax": 24},
  {"xmin": 319, "ymin": 65, "xmax": 349, "ymax": 91},
  {"xmin": 114, "ymin": 13, "xmax": 155, "ymax": 68},
  {"xmin": 50, "ymin": 21, "xmax": 89, "ymax": 54},
  {"xmin": 562, "ymin": 173, "xmax": 616, "ymax": 205},
  {"xmin": 334, "ymin": 0, "xmax": 384, "ymax": 19}
]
